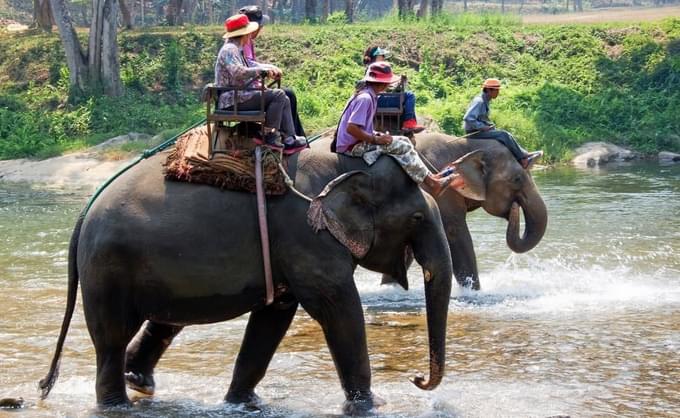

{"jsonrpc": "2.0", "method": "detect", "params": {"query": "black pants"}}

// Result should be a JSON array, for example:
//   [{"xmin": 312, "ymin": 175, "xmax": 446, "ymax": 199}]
[
  {"xmin": 237, "ymin": 88, "xmax": 295, "ymax": 137},
  {"xmin": 468, "ymin": 129, "xmax": 528, "ymax": 161},
  {"xmin": 284, "ymin": 88, "xmax": 305, "ymax": 137}
]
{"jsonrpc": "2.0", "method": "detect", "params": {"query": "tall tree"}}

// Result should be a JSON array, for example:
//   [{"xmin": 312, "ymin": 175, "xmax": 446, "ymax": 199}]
[
  {"xmin": 49, "ymin": 0, "xmax": 123, "ymax": 97},
  {"xmin": 305, "ymin": 0, "xmax": 317, "ymax": 21},
  {"xmin": 345, "ymin": 0, "xmax": 353, "ymax": 22},
  {"xmin": 119, "ymin": 0, "xmax": 133, "ymax": 29},
  {"xmin": 431, "ymin": 0, "xmax": 443, "ymax": 14},
  {"xmin": 166, "ymin": 0, "xmax": 184, "ymax": 25},
  {"xmin": 321, "ymin": 0, "xmax": 329, "ymax": 21},
  {"xmin": 33, "ymin": 0, "xmax": 54, "ymax": 31},
  {"xmin": 417, "ymin": 0, "xmax": 428, "ymax": 17},
  {"xmin": 397, "ymin": 0, "xmax": 415, "ymax": 18}
]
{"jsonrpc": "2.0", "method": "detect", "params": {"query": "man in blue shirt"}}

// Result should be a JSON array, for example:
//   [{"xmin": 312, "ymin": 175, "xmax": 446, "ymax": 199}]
[{"xmin": 463, "ymin": 78, "xmax": 541, "ymax": 168}]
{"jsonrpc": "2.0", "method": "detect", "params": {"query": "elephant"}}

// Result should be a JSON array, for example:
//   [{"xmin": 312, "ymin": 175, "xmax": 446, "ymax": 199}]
[
  {"xmin": 121, "ymin": 131, "xmax": 547, "ymax": 398},
  {"xmin": 39, "ymin": 148, "xmax": 485, "ymax": 414}
]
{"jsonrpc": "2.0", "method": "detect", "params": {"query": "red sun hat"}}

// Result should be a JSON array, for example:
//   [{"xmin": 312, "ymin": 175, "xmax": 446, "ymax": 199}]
[
  {"xmin": 363, "ymin": 61, "xmax": 401, "ymax": 84},
  {"xmin": 363, "ymin": 62, "xmax": 401, "ymax": 84},
  {"xmin": 223, "ymin": 14, "xmax": 259, "ymax": 39}
]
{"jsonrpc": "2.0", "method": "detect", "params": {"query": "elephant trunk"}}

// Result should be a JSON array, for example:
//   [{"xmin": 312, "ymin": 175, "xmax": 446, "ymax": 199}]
[
  {"xmin": 506, "ymin": 187, "xmax": 548, "ymax": 254},
  {"xmin": 411, "ymin": 217, "xmax": 453, "ymax": 391}
]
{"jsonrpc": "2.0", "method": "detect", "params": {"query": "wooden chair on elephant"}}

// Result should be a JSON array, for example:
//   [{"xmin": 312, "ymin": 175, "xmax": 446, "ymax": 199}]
[
  {"xmin": 202, "ymin": 74, "xmax": 281, "ymax": 157},
  {"xmin": 374, "ymin": 75, "xmax": 406, "ymax": 136}
]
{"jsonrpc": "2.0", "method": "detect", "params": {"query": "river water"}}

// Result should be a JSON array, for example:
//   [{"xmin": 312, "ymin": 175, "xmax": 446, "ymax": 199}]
[{"xmin": 0, "ymin": 162, "xmax": 678, "ymax": 417}]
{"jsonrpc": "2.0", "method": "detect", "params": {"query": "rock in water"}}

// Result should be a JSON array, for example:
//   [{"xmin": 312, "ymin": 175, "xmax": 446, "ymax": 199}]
[{"xmin": 0, "ymin": 397, "xmax": 24, "ymax": 408}]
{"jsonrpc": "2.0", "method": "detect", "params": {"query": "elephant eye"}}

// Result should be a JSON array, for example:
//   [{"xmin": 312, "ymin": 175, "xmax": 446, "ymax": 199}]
[{"xmin": 411, "ymin": 212, "xmax": 425, "ymax": 223}]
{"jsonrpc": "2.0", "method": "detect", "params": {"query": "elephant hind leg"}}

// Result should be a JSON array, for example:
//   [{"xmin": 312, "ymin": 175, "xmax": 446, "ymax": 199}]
[
  {"xmin": 125, "ymin": 321, "xmax": 184, "ymax": 396},
  {"xmin": 85, "ymin": 304, "xmax": 144, "ymax": 406},
  {"xmin": 226, "ymin": 301, "xmax": 299, "ymax": 405}
]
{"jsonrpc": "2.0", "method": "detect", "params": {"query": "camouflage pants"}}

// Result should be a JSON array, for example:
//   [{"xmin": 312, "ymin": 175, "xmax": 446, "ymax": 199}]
[{"xmin": 342, "ymin": 136, "xmax": 432, "ymax": 183}]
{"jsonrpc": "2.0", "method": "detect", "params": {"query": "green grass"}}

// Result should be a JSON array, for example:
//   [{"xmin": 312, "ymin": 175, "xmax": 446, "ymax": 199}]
[{"xmin": 0, "ymin": 14, "xmax": 679, "ymax": 160}]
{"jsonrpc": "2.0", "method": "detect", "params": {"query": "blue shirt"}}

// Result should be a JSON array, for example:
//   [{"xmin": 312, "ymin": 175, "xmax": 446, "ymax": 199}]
[
  {"xmin": 335, "ymin": 88, "xmax": 377, "ymax": 153},
  {"xmin": 463, "ymin": 92, "xmax": 493, "ymax": 132}
]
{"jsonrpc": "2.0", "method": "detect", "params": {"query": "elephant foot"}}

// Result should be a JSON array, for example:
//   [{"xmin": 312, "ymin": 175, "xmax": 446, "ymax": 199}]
[
  {"xmin": 124, "ymin": 371, "xmax": 155, "ymax": 396},
  {"xmin": 98, "ymin": 393, "xmax": 132, "ymax": 408},
  {"xmin": 225, "ymin": 390, "xmax": 262, "ymax": 411},
  {"xmin": 343, "ymin": 390, "xmax": 384, "ymax": 416}
]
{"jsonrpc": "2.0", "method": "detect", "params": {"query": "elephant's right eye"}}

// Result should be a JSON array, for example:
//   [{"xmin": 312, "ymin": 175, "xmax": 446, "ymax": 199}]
[{"xmin": 411, "ymin": 212, "xmax": 425, "ymax": 223}]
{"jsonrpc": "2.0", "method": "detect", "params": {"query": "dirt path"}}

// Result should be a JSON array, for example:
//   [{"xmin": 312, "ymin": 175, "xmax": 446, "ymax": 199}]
[{"xmin": 523, "ymin": 5, "xmax": 680, "ymax": 24}]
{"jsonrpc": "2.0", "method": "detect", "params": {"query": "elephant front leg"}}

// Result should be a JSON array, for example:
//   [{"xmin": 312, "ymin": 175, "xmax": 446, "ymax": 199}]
[
  {"xmin": 125, "ymin": 321, "xmax": 183, "ymax": 395},
  {"xmin": 299, "ymin": 283, "xmax": 377, "ymax": 416},
  {"xmin": 226, "ymin": 301, "xmax": 299, "ymax": 406}
]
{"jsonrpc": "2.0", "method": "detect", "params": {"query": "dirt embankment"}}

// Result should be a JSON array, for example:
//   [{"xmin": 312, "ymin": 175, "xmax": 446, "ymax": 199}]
[
  {"xmin": 0, "ymin": 133, "xmax": 149, "ymax": 189},
  {"xmin": 523, "ymin": 5, "xmax": 680, "ymax": 24}
]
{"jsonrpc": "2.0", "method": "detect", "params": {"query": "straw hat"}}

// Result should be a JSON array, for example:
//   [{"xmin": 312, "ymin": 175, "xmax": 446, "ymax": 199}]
[
  {"xmin": 363, "ymin": 62, "xmax": 401, "ymax": 84},
  {"xmin": 223, "ymin": 14, "xmax": 259, "ymax": 39},
  {"xmin": 482, "ymin": 78, "xmax": 502, "ymax": 89}
]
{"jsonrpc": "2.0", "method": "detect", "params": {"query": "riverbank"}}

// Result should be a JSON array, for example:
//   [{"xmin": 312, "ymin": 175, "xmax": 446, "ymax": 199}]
[{"xmin": 1, "ymin": 16, "xmax": 678, "ymax": 162}]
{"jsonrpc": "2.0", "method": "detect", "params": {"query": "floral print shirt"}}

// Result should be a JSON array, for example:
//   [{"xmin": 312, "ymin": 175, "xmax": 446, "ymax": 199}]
[{"xmin": 214, "ymin": 40, "xmax": 270, "ymax": 109}]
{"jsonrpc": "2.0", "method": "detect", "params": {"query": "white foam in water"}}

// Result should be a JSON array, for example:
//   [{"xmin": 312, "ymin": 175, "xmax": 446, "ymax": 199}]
[
  {"xmin": 352, "ymin": 251, "xmax": 680, "ymax": 318},
  {"xmin": 451, "ymin": 252, "xmax": 680, "ymax": 317}
]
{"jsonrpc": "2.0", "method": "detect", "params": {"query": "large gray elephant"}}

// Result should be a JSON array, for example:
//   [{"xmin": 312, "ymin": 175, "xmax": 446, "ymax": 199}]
[
  {"xmin": 39, "ymin": 149, "xmax": 484, "ymax": 414},
  {"xmin": 413, "ymin": 133, "xmax": 548, "ymax": 290},
  {"xmin": 122, "ymin": 131, "xmax": 547, "ymax": 398}
]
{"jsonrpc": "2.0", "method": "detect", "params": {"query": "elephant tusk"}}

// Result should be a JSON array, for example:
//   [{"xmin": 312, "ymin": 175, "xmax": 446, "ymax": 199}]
[{"xmin": 423, "ymin": 269, "xmax": 433, "ymax": 282}]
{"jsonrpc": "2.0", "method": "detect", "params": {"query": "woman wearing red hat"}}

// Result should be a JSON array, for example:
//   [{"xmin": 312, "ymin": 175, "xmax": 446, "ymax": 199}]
[
  {"xmin": 238, "ymin": 5, "xmax": 305, "ymax": 137},
  {"xmin": 215, "ymin": 14, "xmax": 306, "ymax": 150},
  {"xmin": 333, "ymin": 62, "xmax": 460, "ymax": 197}
]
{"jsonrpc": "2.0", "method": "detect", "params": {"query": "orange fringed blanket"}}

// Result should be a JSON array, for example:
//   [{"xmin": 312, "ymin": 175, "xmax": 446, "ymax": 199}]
[{"xmin": 164, "ymin": 125, "xmax": 287, "ymax": 195}]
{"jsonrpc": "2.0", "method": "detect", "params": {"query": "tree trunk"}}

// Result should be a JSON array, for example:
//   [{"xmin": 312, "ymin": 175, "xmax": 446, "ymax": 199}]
[
  {"xmin": 305, "ymin": 0, "xmax": 317, "ymax": 21},
  {"xmin": 49, "ymin": 0, "xmax": 89, "ymax": 94},
  {"xmin": 119, "ymin": 0, "xmax": 133, "ymax": 29},
  {"xmin": 502, "ymin": 0, "xmax": 505, "ymax": 13},
  {"xmin": 417, "ymin": 0, "xmax": 428, "ymax": 17},
  {"xmin": 322, "ymin": 0, "xmax": 329, "ymax": 21},
  {"xmin": 89, "ymin": 0, "xmax": 123, "ymax": 96},
  {"xmin": 167, "ymin": 0, "xmax": 184, "ymax": 25},
  {"xmin": 34, "ymin": 0, "xmax": 55, "ymax": 31},
  {"xmin": 345, "ymin": 0, "xmax": 353, "ymax": 22},
  {"xmin": 463, "ymin": 0, "xmax": 468, "ymax": 12},
  {"xmin": 430, "ymin": 0, "xmax": 443, "ymax": 14}
]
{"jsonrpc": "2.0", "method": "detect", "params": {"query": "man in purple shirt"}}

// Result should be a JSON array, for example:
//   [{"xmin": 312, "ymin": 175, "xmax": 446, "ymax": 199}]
[{"xmin": 334, "ymin": 62, "xmax": 459, "ymax": 197}]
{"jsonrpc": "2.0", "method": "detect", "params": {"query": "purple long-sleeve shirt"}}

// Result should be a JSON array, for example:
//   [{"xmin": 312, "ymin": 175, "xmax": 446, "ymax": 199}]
[{"xmin": 335, "ymin": 88, "xmax": 377, "ymax": 153}]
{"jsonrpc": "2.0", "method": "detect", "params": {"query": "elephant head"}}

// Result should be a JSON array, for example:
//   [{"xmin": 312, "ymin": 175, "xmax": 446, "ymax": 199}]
[
  {"xmin": 306, "ymin": 155, "xmax": 483, "ymax": 390},
  {"xmin": 470, "ymin": 144, "xmax": 548, "ymax": 254}
]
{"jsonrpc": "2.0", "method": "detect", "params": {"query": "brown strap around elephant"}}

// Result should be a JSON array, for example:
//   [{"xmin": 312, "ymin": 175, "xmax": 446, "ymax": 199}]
[{"xmin": 255, "ymin": 146, "xmax": 274, "ymax": 305}]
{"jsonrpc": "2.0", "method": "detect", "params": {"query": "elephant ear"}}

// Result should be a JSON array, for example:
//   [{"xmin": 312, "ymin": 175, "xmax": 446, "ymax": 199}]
[
  {"xmin": 449, "ymin": 150, "xmax": 487, "ymax": 201},
  {"xmin": 307, "ymin": 171, "xmax": 374, "ymax": 259}
]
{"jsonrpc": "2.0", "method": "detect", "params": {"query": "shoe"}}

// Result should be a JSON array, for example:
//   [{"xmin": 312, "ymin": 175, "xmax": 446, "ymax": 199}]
[
  {"xmin": 282, "ymin": 135, "xmax": 308, "ymax": 155},
  {"xmin": 425, "ymin": 174, "xmax": 459, "ymax": 198},
  {"xmin": 520, "ymin": 150, "xmax": 543, "ymax": 169},
  {"xmin": 401, "ymin": 119, "xmax": 425, "ymax": 133},
  {"xmin": 283, "ymin": 135, "xmax": 307, "ymax": 148},
  {"xmin": 262, "ymin": 130, "xmax": 284, "ymax": 149}
]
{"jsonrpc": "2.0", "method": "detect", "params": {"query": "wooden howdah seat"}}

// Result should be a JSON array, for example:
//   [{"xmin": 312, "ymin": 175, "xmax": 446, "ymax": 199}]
[
  {"xmin": 373, "ymin": 75, "xmax": 406, "ymax": 135},
  {"xmin": 202, "ymin": 74, "xmax": 281, "ymax": 157}
]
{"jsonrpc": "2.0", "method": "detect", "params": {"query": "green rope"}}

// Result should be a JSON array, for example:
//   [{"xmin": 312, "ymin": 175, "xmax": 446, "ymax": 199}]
[
  {"xmin": 82, "ymin": 118, "xmax": 207, "ymax": 215},
  {"xmin": 306, "ymin": 128, "xmax": 334, "ymax": 144}
]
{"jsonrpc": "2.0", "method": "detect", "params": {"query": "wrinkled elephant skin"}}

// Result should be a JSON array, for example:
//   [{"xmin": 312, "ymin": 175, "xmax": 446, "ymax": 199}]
[{"xmin": 39, "ymin": 151, "xmax": 468, "ymax": 415}]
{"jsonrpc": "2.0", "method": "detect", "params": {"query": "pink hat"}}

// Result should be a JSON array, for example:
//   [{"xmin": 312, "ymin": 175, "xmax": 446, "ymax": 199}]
[{"xmin": 363, "ymin": 62, "xmax": 401, "ymax": 84}]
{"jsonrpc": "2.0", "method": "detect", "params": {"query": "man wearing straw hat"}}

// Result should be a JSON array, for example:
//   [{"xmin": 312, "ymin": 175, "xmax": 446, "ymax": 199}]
[
  {"xmin": 215, "ymin": 14, "xmax": 306, "ymax": 150},
  {"xmin": 463, "ymin": 78, "xmax": 541, "ymax": 168},
  {"xmin": 334, "ymin": 61, "xmax": 461, "ymax": 197}
]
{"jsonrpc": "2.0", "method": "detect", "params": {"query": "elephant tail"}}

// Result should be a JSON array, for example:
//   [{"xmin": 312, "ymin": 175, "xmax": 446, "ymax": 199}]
[{"xmin": 38, "ymin": 211, "xmax": 85, "ymax": 400}]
